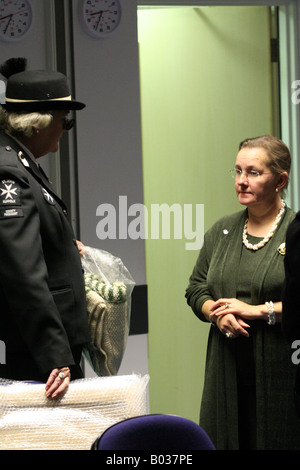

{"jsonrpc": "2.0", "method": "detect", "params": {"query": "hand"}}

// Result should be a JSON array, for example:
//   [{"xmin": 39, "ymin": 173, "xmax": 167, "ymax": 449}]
[
  {"xmin": 76, "ymin": 240, "xmax": 84, "ymax": 255},
  {"xmin": 209, "ymin": 298, "xmax": 253, "ymax": 338},
  {"xmin": 45, "ymin": 367, "xmax": 70, "ymax": 399},
  {"xmin": 215, "ymin": 313, "xmax": 250, "ymax": 338},
  {"xmin": 210, "ymin": 298, "xmax": 260, "ymax": 321}
]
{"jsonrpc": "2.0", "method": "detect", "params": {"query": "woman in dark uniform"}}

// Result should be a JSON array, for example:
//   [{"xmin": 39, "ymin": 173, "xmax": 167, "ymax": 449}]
[{"xmin": 0, "ymin": 58, "xmax": 90, "ymax": 399}]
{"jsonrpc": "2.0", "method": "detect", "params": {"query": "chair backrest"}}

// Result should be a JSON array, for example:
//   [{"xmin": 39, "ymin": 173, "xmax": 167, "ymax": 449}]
[{"xmin": 91, "ymin": 414, "xmax": 215, "ymax": 450}]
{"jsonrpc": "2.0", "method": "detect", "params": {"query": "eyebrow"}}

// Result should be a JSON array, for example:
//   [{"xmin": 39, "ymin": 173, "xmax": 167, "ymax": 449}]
[{"xmin": 235, "ymin": 164, "xmax": 262, "ymax": 170}]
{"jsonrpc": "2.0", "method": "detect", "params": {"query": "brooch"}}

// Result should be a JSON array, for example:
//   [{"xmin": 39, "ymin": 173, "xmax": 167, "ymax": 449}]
[{"xmin": 277, "ymin": 242, "xmax": 286, "ymax": 255}]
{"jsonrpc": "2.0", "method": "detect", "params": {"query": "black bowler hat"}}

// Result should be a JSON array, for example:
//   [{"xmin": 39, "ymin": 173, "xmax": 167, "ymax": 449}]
[{"xmin": 0, "ymin": 59, "xmax": 85, "ymax": 111}]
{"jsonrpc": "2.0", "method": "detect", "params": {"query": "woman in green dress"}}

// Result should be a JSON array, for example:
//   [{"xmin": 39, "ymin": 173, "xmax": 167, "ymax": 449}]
[{"xmin": 186, "ymin": 135, "xmax": 300, "ymax": 450}]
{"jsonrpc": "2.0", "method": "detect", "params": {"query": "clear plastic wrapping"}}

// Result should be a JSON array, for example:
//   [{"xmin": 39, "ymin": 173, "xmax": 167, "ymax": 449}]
[
  {"xmin": 81, "ymin": 246, "xmax": 135, "ymax": 376},
  {"xmin": 0, "ymin": 374, "xmax": 149, "ymax": 450}
]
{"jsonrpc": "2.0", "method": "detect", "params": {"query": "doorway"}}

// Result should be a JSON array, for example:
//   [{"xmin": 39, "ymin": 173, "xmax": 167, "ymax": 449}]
[{"xmin": 138, "ymin": 5, "xmax": 277, "ymax": 419}]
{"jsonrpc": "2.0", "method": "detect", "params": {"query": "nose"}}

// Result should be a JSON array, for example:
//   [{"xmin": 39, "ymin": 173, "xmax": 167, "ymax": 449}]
[{"xmin": 237, "ymin": 170, "xmax": 249, "ymax": 184}]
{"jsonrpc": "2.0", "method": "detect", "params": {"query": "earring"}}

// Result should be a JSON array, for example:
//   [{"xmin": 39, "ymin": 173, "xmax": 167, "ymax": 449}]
[{"xmin": 276, "ymin": 188, "xmax": 279, "ymax": 192}]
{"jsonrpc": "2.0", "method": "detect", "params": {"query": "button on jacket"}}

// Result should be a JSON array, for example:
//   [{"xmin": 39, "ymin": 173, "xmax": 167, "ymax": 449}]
[{"xmin": 0, "ymin": 130, "xmax": 90, "ymax": 378}]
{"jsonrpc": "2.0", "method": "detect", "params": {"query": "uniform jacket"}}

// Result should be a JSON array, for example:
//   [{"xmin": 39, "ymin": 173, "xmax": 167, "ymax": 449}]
[{"xmin": 0, "ymin": 130, "xmax": 90, "ymax": 377}]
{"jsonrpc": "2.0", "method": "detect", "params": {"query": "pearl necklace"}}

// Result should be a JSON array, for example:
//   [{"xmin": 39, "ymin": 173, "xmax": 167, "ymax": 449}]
[{"xmin": 242, "ymin": 200, "xmax": 286, "ymax": 251}]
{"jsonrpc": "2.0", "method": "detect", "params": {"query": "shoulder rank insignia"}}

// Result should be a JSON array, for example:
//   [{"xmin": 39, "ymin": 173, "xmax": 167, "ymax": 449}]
[
  {"xmin": 41, "ymin": 187, "xmax": 55, "ymax": 205},
  {"xmin": 18, "ymin": 151, "xmax": 29, "ymax": 167}
]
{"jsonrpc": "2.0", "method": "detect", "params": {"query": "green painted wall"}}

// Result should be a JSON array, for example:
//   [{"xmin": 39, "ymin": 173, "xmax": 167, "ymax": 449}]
[{"xmin": 138, "ymin": 6, "xmax": 274, "ymax": 423}]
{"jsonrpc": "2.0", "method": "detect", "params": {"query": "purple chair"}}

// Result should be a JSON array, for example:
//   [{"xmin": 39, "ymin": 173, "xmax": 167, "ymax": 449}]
[{"xmin": 91, "ymin": 414, "xmax": 216, "ymax": 450}]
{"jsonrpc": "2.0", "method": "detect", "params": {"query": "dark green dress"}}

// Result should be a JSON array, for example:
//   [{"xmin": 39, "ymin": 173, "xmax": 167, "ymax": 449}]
[{"xmin": 186, "ymin": 207, "xmax": 300, "ymax": 450}]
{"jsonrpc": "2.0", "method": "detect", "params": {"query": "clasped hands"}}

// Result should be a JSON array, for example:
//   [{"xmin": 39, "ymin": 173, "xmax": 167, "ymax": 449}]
[{"xmin": 209, "ymin": 298, "xmax": 261, "ymax": 339}]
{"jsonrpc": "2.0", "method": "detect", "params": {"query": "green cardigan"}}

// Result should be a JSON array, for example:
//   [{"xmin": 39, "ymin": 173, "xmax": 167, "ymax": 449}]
[{"xmin": 186, "ymin": 207, "xmax": 300, "ymax": 450}]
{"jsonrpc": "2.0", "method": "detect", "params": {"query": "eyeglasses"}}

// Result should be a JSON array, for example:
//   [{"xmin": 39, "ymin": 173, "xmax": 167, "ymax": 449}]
[
  {"xmin": 50, "ymin": 113, "xmax": 75, "ymax": 131},
  {"xmin": 230, "ymin": 168, "xmax": 272, "ymax": 179},
  {"xmin": 63, "ymin": 117, "xmax": 75, "ymax": 131}
]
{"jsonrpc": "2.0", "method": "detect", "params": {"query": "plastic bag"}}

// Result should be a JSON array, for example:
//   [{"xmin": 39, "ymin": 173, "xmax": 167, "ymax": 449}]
[{"xmin": 81, "ymin": 246, "xmax": 135, "ymax": 376}]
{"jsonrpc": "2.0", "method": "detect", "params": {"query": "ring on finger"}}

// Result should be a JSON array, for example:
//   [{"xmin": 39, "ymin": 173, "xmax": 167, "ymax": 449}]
[
  {"xmin": 226, "ymin": 332, "xmax": 233, "ymax": 339},
  {"xmin": 58, "ymin": 371, "xmax": 65, "ymax": 380},
  {"xmin": 224, "ymin": 302, "xmax": 230, "ymax": 309}
]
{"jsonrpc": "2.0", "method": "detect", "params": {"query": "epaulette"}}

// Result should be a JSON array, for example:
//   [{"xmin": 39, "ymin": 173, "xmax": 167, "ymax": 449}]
[{"xmin": 0, "ymin": 144, "xmax": 19, "ymax": 168}]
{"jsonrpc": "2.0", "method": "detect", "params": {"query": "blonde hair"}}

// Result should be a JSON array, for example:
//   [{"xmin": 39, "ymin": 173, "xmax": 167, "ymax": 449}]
[{"xmin": 0, "ymin": 108, "xmax": 53, "ymax": 137}]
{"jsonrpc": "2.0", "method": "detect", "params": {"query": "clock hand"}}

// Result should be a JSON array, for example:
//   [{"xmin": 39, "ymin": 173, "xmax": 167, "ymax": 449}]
[
  {"xmin": 95, "ymin": 11, "xmax": 103, "ymax": 30},
  {"xmin": 1, "ymin": 8, "xmax": 30, "ymax": 35},
  {"xmin": 0, "ymin": 13, "xmax": 12, "ymax": 21},
  {"xmin": 13, "ymin": 8, "xmax": 29, "ymax": 15},
  {"xmin": 90, "ymin": 9, "xmax": 110, "ymax": 17},
  {"xmin": 0, "ymin": 8, "xmax": 29, "ymax": 21},
  {"xmin": 3, "ymin": 15, "xmax": 12, "ymax": 34},
  {"xmin": 1, "ymin": 8, "xmax": 29, "ymax": 24}
]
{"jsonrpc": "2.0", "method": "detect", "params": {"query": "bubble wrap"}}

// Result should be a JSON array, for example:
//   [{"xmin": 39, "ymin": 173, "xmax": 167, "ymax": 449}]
[{"xmin": 0, "ymin": 374, "xmax": 149, "ymax": 450}]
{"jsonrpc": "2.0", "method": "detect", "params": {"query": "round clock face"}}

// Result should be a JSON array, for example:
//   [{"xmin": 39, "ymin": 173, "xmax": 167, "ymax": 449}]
[
  {"xmin": 0, "ymin": 0, "xmax": 33, "ymax": 41},
  {"xmin": 82, "ymin": 0, "xmax": 121, "ymax": 38}
]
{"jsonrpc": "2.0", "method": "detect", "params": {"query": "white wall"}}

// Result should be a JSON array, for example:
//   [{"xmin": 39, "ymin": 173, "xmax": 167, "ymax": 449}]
[
  {"xmin": 71, "ymin": 0, "xmax": 144, "ymax": 279},
  {"xmin": 71, "ymin": 0, "xmax": 148, "ymax": 376}
]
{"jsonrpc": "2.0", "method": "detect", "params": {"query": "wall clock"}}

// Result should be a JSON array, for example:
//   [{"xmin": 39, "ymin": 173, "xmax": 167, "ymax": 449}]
[
  {"xmin": 0, "ymin": 0, "xmax": 33, "ymax": 42},
  {"xmin": 81, "ymin": 0, "xmax": 121, "ymax": 38}
]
